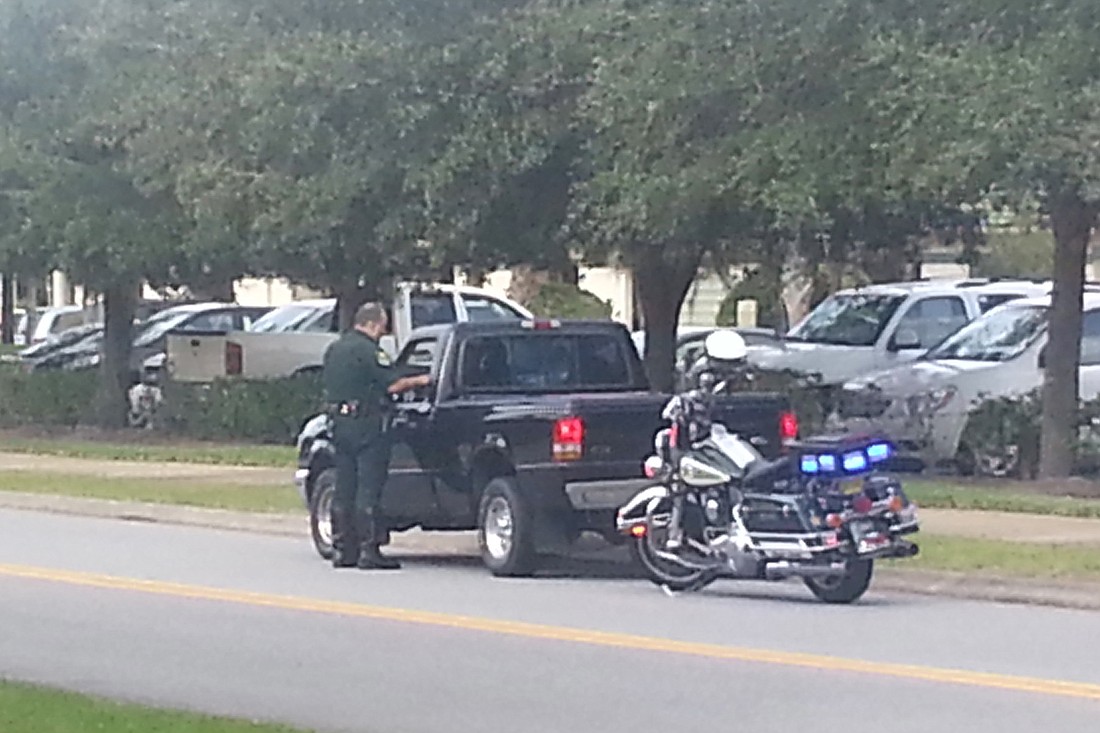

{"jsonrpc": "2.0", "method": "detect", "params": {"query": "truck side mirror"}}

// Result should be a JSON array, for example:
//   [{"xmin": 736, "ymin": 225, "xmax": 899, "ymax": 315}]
[
  {"xmin": 890, "ymin": 328, "xmax": 921, "ymax": 352},
  {"xmin": 1038, "ymin": 346, "xmax": 1047, "ymax": 370}
]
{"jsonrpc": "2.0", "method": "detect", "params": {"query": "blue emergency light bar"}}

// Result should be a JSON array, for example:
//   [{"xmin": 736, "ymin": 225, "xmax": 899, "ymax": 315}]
[{"xmin": 799, "ymin": 440, "xmax": 893, "ymax": 476}]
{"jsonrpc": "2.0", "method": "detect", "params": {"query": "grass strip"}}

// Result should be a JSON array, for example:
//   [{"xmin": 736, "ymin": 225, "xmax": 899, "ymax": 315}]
[
  {"xmin": 4, "ymin": 438, "xmax": 1100, "ymax": 518},
  {"xmin": 906, "ymin": 480, "xmax": 1100, "ymax": 519},
  {"xmin": 0, "ymin": 472, "xmax": 302, "ymax": 513},
  {"xmin": 0, "ymin": 680, "xmax": 309, "ymax": 733},
  {"xmin": 0, "ymin": 438, "xmax": 296, "ymax": 468},
  {"xmin": 885, "ymin": 534, "xmax": 1100, "ymax": 580}
]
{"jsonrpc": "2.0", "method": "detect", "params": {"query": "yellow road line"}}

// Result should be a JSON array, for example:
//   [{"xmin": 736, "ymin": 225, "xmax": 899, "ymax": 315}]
[{"xmin": 1, "ymin": 562, "xmax": 1099, "ymax": 702}]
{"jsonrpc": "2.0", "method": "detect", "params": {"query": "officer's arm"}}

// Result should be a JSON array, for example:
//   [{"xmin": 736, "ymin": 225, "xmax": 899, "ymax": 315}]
[
  {"xmin": 374, "ymin": 350, "xmax": 430, "ymax": 394},
  {"xmin": 387, "ymin": 372, "xmax": 431, "ymax": 394}
]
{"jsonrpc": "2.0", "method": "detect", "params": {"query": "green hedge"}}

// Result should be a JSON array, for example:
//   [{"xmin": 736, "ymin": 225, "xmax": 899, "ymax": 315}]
[
  {"xmin": 0, "ymin": 364, "xmax": 832, "ymax": 445},
  {"xmin": 0, "ymin": 369, "xmax": 323, "ymax": 444},
  {"xmin": 0, "ymin": 370, "xmax": 98, "ymax": 427},
  {"xmin": 960, "ymin": 389, "xmax": 1100, "ymax": 478},
  {"xmin": 157, "ymin": 374, "xmax": 325, "ymax": 444}
]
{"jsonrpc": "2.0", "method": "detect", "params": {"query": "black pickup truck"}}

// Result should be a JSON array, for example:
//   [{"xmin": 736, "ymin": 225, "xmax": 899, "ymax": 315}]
[{"xmin": 293, "ymin": 319, "xmax": 797, "ymax": 576}]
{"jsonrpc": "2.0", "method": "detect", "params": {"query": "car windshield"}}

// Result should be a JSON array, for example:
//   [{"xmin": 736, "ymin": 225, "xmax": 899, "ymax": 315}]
[
  {"xmin": 249, "ymin": 304, "xmax": 327, "ymax": 333},
  {"xmin": 924, "ymin": 304, "xmax": 1046, "ymax": 362},
  {"xmin": 786, "ymin": 293, "xmax": 905, "ymax": 346},
  {"xmin": 297, "ymin": 307, "xmax": 336, "ymax": 332},
  {"xmin": 133, "ymin": 310, "xmax": 191, "ymax": 348}
]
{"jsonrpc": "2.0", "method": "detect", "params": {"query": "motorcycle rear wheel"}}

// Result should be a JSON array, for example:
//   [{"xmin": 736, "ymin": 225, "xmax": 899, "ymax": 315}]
[
  {"xmin": 630, "ymin": 535, "xmax": 709, "ymax": 592},
  {"xmin": 803, "ymin": 558, "xmax": 874, "ymax": 604}
]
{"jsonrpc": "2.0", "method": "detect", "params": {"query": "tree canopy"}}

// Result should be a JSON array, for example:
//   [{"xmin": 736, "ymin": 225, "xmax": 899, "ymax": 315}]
[{"xmin": 0, "ymin": 0, "xmax": 1096, "ymax": 457}]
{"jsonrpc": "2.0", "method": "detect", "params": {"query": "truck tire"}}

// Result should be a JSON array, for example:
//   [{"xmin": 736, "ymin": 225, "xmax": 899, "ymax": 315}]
[
  {"xmin": 308, "ymin": 467, "xmax": 336, "ymax": 560},
  {"xmin": 803, "ymin": 559, "xmax": 873, "ymax": 604},
  {"xmin": 477, "ymin": 477, "xmax": 539, "ymax": 577}
]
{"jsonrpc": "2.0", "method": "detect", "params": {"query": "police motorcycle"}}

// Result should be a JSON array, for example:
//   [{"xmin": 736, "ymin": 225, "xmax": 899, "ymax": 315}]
[{"xmin": 615, "ymin": 330, "xmax": 920, "ymax": 603}]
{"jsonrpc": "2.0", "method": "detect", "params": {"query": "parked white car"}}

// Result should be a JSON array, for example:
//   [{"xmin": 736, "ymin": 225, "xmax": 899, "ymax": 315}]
[
  {"xmin": 829, "ymin": 291, "xmax": 1100, "ymax": 474},
  {"xmin": 247, "ymin": 299, "xmax": 335, "ymax": 334},
  {"xmin": 745, "ymin": 278, "xmax": 1052, "ymax": 386},
  {"xmin": 14, "ymin": 305, "xmax": 88, "ymax": 346}
]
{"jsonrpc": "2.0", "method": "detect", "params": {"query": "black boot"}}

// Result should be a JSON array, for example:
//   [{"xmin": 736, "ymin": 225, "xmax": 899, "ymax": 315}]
[
  {"xmin": 330, "ymin": 508, "xmax": 359, "ymax": 569},
  {"xmin": 356, "ymin": 511, "xmax": 400, "ymax": 570}
]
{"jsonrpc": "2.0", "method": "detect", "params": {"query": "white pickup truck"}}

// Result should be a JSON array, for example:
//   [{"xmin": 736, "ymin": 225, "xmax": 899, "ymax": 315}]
[{"xmin": 164, "ymin": 282, "xmax": 534, "ymax": 382}]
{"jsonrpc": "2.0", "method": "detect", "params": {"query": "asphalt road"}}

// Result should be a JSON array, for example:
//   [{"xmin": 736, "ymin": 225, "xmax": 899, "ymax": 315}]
[{"xmin": 1, "ymin": 509, "xmax": 1098, "ymax": 733}]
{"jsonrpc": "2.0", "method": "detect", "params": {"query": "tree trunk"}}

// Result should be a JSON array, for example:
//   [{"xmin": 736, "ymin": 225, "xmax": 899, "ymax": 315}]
[
  {"xmin": 24, "ymin": 281, "xmax": 40, "ymax": 344},
  {"xmin": 190, "ymin": 274, "xmax": 236, "ymax": 302},
  {"xmin": 1038, "ymin": 191, "xmax": 1096, "ymax": 479},
  {"xmin": 760, "ymin": 241, "xmax": 788, "ymax": 331},
  {"xmin": 546, "ymin": 246, "xmax": 579, "ymax": 285},
  {"xmin": 438, "ymin": 261, "xmax": 456, "ymax": 284},
  {"xmin": 1, "ymin": 273, "xmax": 13, "ymax": 344},
  {"xmin": 92, "ymin": 283, "xmax": 138, "ymax": 428},
  {"xmin": 334, "ymin": 283, "xmax": 378, "ymax": 332},
  {"xmin": 634, "ymin": 247, "xmax": 700, "ymax": 393}
]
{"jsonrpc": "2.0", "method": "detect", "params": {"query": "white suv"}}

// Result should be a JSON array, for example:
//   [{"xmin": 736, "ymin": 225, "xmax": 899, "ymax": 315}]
[{"xmin": 745, "ymin": 278, "xmax": 1052, "ymax": 386}]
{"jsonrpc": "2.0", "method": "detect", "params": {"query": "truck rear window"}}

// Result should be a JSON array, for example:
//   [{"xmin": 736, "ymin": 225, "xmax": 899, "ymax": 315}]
[{"xmin": 460, "ymin": 333, "xmax": 634, "ymax": 391}]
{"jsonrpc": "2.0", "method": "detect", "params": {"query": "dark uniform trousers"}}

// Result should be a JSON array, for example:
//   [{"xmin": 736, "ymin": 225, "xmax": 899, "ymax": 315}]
[
  {"xmin": 329, "ymin": 410, "xmax": 394, "ymax": 564},
  {"xmin": 322, "ymin": 328, "xmax": 405, "ymax": 568}
]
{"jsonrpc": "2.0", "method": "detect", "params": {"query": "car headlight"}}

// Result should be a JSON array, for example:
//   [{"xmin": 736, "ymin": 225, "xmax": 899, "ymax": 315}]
[{"xmin": 915, "ymin": 385, "xmax": 957, "ymax": 415}]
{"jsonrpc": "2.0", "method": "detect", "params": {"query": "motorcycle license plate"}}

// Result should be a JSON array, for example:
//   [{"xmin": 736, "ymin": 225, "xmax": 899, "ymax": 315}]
[
  {"xmin": 849, "ymin": 520, "xmax": 890, "ymax": 554},
  {"xmin": 839, "ymin": 478, "xmax": 863, "ymax": 495}
]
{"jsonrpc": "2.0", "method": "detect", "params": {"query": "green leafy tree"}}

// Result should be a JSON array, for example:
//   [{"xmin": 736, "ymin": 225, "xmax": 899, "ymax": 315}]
[
  {"xmin": 0, "ymin": 0, "xmax": 192, "ymax": 425},
  {"xmin": 881, "ymin": 0, "xmax": 1100, "ymax": 477}
]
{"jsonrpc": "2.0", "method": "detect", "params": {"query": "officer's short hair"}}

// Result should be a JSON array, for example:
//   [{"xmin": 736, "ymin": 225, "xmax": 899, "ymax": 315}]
[{"xmin": 354, "ymin": 302, "xmax": 387, "ymax": 327}]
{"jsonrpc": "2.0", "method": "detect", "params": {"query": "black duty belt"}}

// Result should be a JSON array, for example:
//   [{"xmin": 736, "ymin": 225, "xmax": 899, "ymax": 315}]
[{"xmin": 326, "ymin": 401, "xmax": 362, "ymax": 417}]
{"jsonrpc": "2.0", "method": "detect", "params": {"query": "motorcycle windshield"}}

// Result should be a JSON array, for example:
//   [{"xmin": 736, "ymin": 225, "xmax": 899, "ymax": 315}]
[
  {"xmin": 691, "ymin": 441, "xmax": 748, "ymax": 480},
  {"xmin": 708, "ymin": 425, "xmax": 761, "ymax": 470}
]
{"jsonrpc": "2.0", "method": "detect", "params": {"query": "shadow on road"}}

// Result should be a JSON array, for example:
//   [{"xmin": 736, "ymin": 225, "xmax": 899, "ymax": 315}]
[
  {"xmin": 393, "ymin": 550, "xmax": 647, "ymax": 582},
  {"xmin": 390, "ymin": 547, "xmax": 904, "ymax": 607}
]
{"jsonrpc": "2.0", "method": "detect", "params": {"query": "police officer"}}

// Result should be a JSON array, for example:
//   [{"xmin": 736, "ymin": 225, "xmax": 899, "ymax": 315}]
[{"xmin": 322, "ymin": 302, "xmax": 430, "ymax": 570}]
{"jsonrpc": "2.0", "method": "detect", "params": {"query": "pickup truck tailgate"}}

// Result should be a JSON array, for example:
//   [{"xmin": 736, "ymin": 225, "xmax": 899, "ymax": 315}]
[{"xmin": 569, "ymin": 390, "xmax": 792, "ymax": 473}]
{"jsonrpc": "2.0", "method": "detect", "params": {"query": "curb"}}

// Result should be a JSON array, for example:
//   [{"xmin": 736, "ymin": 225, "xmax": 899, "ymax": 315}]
[{"xmin": 2, "ymin": 491, "xmax": 1099, "ymax": 611}]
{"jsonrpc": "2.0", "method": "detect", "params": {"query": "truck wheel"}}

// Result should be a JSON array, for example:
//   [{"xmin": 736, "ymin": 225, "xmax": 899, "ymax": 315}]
[
  {"xmin": 308, "ymin": 468, "xmax": 336, "ymax": 560},
  {"xmin": 804, "ymin": 559, "xmax": 873, "ymax": 604},
  {"xmin": 477, "ymin": 477, "xmax": 539, "ymax": 577}
]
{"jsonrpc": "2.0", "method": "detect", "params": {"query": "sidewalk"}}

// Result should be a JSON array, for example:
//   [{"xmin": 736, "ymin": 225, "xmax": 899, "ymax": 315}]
[{"xmin": 2, "ymin": 452, "xmax": 1099, "ymax": 545}]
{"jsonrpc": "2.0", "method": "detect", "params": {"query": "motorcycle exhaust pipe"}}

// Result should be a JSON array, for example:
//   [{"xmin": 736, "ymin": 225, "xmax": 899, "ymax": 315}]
[{"xmin": 893, "ymin": 540, "xmax": 919, "ymax": 558}]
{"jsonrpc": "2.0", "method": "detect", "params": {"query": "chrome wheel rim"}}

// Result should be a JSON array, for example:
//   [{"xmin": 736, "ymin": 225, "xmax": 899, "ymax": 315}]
[
  {"xmin": 483, "ymin": 496, "xmax": 514, "ymax": 560},
  {"xmin": 317, "ymin": 489, "xmax": 333, "ymax": 547}
]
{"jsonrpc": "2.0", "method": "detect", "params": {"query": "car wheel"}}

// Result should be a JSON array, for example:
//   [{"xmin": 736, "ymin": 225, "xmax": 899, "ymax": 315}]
[
  {"xmin": 477, "ymin": 477, "xmax": 538, "ymax": 577},
  {"xmin": 308, "ymin": 467, "xmax": 336, "ymax": 560}
]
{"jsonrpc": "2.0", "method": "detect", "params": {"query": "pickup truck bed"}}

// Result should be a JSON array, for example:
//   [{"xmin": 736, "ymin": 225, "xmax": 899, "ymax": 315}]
[{"xmin": 294, "ymin": 319, "xmax": 795, "ymax": 576}]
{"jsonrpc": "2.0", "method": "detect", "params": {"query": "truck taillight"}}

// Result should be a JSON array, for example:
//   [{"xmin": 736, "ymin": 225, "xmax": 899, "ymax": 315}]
[
  {"xmin": 522, "ymin": 319, "xmax": 561, "ymax": 330},
  {"xmin": 225, "ymin": 341, "xmax": 243, "ymax": 376},
  {"xmin": 552, "ymin": 416, "xmax": 584, "ymax": 461},
  {"xmin": 779, "ymin": 411, "xmax": 799, "ymax": 445}
]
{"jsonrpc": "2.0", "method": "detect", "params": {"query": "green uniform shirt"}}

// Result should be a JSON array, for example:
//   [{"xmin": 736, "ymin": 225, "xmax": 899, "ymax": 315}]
[{"xmin": 322, "ymin": 330, "xmax": 397, "ymax": 435}]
